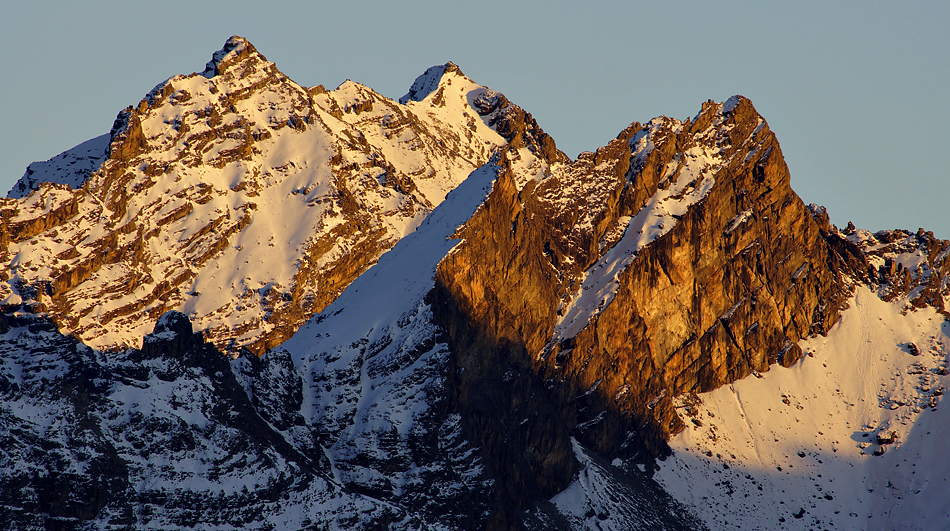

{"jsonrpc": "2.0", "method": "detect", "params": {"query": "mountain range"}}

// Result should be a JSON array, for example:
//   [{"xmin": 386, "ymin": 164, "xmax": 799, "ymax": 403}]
[{"xmin": 2, "ymin": 36, "xmax": 948, "ymax": 531}]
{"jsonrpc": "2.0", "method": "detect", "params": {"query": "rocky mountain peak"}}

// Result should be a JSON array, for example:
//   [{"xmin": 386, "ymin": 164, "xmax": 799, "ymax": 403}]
[
  {"xmin": 0, "ymin": 38, "xmax": 514, "ymax": 354},
  {"xmin": 431, "ymin": 96, "xmax": 866, "ymax": 513},
  {"xmin": 201, "ymin": 35, "xmax": 262, "ymax": 78}
]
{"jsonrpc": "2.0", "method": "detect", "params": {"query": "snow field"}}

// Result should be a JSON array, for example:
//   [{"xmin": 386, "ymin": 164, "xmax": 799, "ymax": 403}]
[{"xmin": 654, "ymin": 286, "xmax": 950, "ymax": 530}]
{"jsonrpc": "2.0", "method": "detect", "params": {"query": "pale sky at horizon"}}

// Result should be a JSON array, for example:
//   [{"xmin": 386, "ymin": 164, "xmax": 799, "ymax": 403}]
[{"xmin": 1, "ymin": 0, "xmax": 947, "ymax": 237}]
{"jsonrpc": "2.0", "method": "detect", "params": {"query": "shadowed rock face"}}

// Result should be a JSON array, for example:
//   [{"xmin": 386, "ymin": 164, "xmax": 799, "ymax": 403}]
[
  {"xmin": 0, "ymin": 310, "xmax": 362, "ymax": 531},
  {"xmin": 432, "ymin": 97, "xmax": 870, "ymax": 524}
]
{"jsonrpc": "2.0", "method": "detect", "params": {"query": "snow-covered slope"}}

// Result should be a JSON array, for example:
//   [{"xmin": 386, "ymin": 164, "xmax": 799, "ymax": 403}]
[
  {"xmin": 0, "ymin": 36, "xmax": 520, "ymax": 353},
  {"xmin": 276, "ymin": 160, "xmax": 504, "ymax": 528},
  {"xmin": 653, "ymin": 285, "xmax": 950, "ymax": 530}
]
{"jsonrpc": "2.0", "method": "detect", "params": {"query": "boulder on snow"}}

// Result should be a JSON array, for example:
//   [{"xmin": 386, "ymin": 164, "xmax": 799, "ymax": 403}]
[
  {"xmin": 876, "ymin": 430, "xmax": 898, "ymax": 445},
  {"xmin": 778, "ymin": 343, "xmax": 804, "ymax": 368}
]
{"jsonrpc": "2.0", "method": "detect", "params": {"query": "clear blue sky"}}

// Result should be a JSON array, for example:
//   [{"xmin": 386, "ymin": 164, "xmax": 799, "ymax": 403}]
[{"xmin": 2, "ymin": 1, "xmax": 947, "ymax": 236}]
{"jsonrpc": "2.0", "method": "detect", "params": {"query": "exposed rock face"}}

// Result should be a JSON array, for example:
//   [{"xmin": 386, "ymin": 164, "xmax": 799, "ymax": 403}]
[
  {"xmin": 470, "ymin": 89, "xmax": 567, "ymax": 165},
  {"xmin": 0, "ymin": 37, "xmax": 527, "ymax": 354},
  {"xmin": 432, "ymin": 97, "xmax": 870, "ymax": 514}
]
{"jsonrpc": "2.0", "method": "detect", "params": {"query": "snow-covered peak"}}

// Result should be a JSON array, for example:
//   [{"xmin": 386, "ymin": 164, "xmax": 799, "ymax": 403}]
[
  {"xmin": 7, "ymin": 133, "xmax": 110, "ymax": 198},
  {"xmin": 2, "ymin": 39, "xmax": 511, "ymax": 353},
  {"xmin": 399, "ymin": 61, "xmax": 463, "ymax": 104}
]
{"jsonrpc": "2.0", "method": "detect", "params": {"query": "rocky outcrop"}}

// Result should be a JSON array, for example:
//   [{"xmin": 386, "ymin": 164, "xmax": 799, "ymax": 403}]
[
  {"xmin": 470, "ymin": 89, "xmax": 567, "ymax": 165},
  {"xmin": 846, "ymin": 226, "xmax": 950, "ymax": 314}
]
